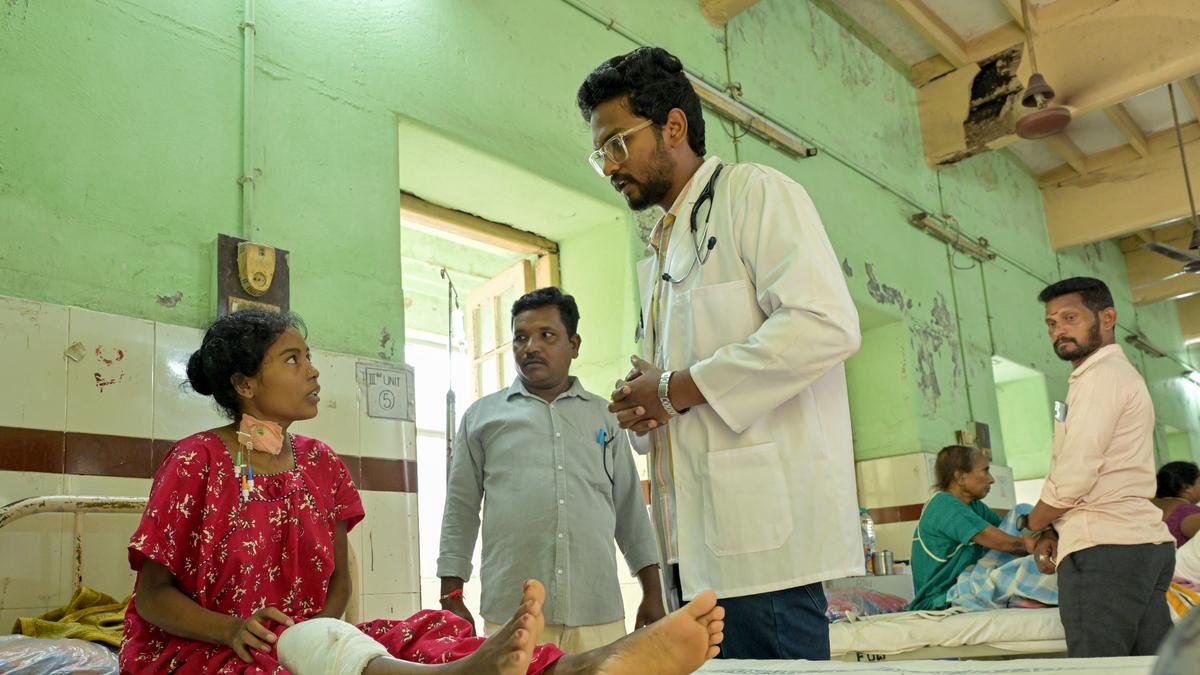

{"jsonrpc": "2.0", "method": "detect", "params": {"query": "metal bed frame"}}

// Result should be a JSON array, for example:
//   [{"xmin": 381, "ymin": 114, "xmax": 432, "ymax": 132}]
[{"xmin": 0, "ymin": 495, "xmax": 360, "ymax": 623}]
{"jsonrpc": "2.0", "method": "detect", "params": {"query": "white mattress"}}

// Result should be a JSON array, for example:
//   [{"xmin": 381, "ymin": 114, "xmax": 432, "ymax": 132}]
[
  {"xmin": 699, "ymin": 656, "xmax": 1154, "ymax": 674},
  {"xmin": 829, "ymin": 607, "xmax": 1065, "ymax": 658}
]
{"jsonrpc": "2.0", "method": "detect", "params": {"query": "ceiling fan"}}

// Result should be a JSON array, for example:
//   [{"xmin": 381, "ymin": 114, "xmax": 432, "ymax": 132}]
[
  {"xmin": 1136, "ymin": 82, "xmax": 1200, "ymax": 289},
  {"xmin": 1014, "ymin": 0, "xmax": 1072, "ymax": 140}
]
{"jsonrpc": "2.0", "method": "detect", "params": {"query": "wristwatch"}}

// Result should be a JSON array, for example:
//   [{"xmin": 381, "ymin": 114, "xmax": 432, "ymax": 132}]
[
  {"xmin": 1015, "ymin": 514, "xmax": 1047, "ymax": 538},
  {"xmin": 658, "ymin": 371, "xmax": 680, "ymax": 417}
]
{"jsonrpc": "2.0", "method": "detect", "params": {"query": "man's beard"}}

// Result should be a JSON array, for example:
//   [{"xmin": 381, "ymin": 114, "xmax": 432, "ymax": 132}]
[
  {"xmin": 1054, "ymin": 321, "xmax": 1103, "ymax": 362},
  {"xmin": 619, "ymin": 144, "xmax": 675, "ymax": 211}
]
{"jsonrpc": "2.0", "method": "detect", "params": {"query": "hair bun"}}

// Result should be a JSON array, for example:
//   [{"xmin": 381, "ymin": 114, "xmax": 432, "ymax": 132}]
[{"xmin": 186, "ymin": 350, "xmax": 213, "ymax": 396}]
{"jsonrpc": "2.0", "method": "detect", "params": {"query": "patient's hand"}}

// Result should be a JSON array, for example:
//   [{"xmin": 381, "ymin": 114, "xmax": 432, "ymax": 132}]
[
  {"xmin": 224, "ymin": 606, "xmax": 293, "ymax": 663},
  {"xmin": 1032, "ymin": 535, "xmax": 1057, "ymax": 575}
]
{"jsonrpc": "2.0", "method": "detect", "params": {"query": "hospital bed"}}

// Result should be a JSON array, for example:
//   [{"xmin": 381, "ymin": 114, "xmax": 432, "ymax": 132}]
[
  {"xmin": 0, "ymin": 494, "xmax": 362, "ymax": 623},
  {"xmin": 0, "ymin": 494, "xmax": 362, "ymax": 672},
  {"xmin": 828, "ymin": 606, "xmax": 1066, "ymax": 661}
]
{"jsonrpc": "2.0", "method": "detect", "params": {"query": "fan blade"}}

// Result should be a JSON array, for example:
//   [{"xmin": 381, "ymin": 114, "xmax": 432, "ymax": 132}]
[
  {"xmin": 1132, "ymin": 271, "xmax": 1188, "ymax": 290},
  {"xmin": 1142, "ymin": 242, "xmax": 1200, "ymax": 264}
]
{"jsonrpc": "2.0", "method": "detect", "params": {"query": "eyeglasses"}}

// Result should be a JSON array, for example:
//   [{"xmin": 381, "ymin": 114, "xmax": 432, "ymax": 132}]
[{"xmin": 588, "ymin": 120, "xmax": 654, "ymax": 176}]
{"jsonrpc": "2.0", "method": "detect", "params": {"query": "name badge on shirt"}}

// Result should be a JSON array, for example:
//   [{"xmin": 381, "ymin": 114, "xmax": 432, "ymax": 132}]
[{"xmin": 1053, "ymin": 400, "xmax": 1068, "ymax": 423}]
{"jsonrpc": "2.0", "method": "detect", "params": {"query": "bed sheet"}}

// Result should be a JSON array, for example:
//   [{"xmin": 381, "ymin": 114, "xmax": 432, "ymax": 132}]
[
  {"xmin": 828, "ymin": 607, "xmax": 1065, "ymax": 658},
  {"xmin": 699, "ymin": 655, "xmax": 1154, "ymax": 674}
]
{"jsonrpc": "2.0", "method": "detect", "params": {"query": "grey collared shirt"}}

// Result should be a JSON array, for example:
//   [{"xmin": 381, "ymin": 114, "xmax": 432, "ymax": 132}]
[{"xmin": 437, "ymin": 377, "xmax": 660, "ymax": 627}]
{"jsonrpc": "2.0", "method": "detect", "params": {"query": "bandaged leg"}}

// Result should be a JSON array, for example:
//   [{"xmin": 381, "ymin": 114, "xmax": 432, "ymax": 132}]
[{"xmin": 277, "ymin": 617, "xmax": 389, "ymax": 675}]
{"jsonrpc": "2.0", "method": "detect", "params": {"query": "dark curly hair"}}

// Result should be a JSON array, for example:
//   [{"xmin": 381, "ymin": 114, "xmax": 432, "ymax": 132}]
[
  {"xmin": 1157, "ymin": 461, "xmax": 1200, "ymax": 499},
  {"xmin": 511, "ymin": 287, "xmax": 580, "ymax": 337},
  {"xmin": 186, "ymin": 310, "xmax": 306, "ymax": 420},
  {"xmin": 576, "ymin": 46, "xmax": 706, "ymax": 157}
]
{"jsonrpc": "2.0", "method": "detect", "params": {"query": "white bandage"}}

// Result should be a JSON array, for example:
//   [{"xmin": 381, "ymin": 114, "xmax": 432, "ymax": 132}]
[{"xmin": 276, "ymin": 618, "xmax": 390, "ymax": 675}]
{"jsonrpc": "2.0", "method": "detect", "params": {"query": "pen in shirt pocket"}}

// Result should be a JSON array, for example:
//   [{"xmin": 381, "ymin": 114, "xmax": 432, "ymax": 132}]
[{"xmin": 598, "ymin": 427, "xmax": 615, "ymax": 485}]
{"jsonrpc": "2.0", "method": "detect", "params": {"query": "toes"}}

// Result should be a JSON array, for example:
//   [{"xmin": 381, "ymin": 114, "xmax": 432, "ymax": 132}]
[
  {"xmin": 697, "ymin": 605, "xmax": 725, "ymax": 625},
  {"xmin": 707, "ymin": 620, "xmax": 724, "ymax": 636},
  {"xmin": 522, "ymin": 579, "xmax": 546, "ymax": 602},
  {"xmin": 706, "ymin": 645, "xmax": 721, "ymax": 660},
  {"xmin": 684, "ymin": 590, "xmax": 719, "ymax": 619}
]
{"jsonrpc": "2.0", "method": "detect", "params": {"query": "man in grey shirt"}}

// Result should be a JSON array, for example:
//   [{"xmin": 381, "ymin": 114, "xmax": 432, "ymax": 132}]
[{"xmin": 437, "ymin": 287, "xmax": 664, "ymax": 654}]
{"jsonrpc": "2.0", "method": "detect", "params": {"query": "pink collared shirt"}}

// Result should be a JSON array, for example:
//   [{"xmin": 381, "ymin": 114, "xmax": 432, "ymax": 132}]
[{"xmin": 1040, "ymin": 344, "xmax": 1173, "ymax": 563}]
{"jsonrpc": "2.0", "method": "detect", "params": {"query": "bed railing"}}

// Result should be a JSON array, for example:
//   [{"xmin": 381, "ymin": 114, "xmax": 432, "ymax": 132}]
[
  {"xmin": 0, "ymin": 495, "xmax": 361, "ymax": 623},
  {"xmin": 0, "ymin": 495, "xmax": 148, "ymax": 594}
]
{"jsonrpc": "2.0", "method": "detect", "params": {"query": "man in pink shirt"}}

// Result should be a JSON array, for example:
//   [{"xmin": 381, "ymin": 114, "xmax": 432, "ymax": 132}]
[{"xmin": 1022, "ymin": 277, "xmax": 1175, "ymax": 657}]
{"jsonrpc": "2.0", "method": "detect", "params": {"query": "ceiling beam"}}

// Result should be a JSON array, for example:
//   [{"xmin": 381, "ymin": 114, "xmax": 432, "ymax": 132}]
[
  {"xmin": 1041, "ymin": 120, "xmax": 1200, "ymax": 186},
  {"xmin": 1179, "ymin": 295, "xmax": 1200, "ymax": 343},
  {"xmin": 1043, "ymin": 133, "xmax": 1089, "ymax": 175},
  {"xmin": 885, "ymin": 0, "xmax": 969, "ymax": 68},
  {"xmin": 1043, "ymin": 123, "xmax": 1200, "ymax": 250},
  {"xmin": 1104, "ymin": 104, "xmax": 1151, "ymax": 158},
  {"xmin": 698, "ymin": 0, "xmax": 759, "ymax": 27},
  {"xmin": 908, "ymin": 21, "xmax": 1026, "ymax": 85},
  {"xmin": 915, "ymin": 0, "xmax": 1200, "ymax": 167}
]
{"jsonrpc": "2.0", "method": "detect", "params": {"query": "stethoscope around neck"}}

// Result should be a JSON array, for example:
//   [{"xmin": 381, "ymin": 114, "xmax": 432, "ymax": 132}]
[{"xmin": 660, "ymin": 164, "xmax": 724, "ymax": 285}]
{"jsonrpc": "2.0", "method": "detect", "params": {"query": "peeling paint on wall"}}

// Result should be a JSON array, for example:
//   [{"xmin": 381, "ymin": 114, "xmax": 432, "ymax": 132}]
[
  {"xmin": 156, "ymin": 291, "xmax": 183, "ymax": 308},
  {"xmin": 865, "ymin": 263, "xmax": 911, "ymax": 310},
  {"xmin": 378, "ymin": 327, "xmax": 397, "ymax": 361}
]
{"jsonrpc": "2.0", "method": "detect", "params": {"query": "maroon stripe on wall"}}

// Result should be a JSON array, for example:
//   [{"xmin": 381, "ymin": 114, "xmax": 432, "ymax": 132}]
[
  {"xmin": 869, "ymin": 504, "xmax": 1012, "ymax": 524},
  {"xmin": 0, "ymin": 427, "xmax": 65, "ymax": 474},
  {"xmin": 869, "ymin": 504, "xmax": 925, "ymax": 525},
  {"xmin": 359, "ymin": 456, "xmax": 418, "ymax": 493},
  {"xmin": 65, "ymin": 432, "xmax": 154, "ymax": 479},
  {"xmin": 0, "ymin": 425, "xmax": 417, "ymax": 494}
]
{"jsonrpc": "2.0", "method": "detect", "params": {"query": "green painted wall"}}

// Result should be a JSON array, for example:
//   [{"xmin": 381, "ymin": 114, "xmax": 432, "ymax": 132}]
[
  {"xmin": 3, "ymin": 0, "xmax": 1199, "ymax": 465},
  {"xmin": 1166, "ymin": 429, "xmax": 1193, "ymax": 464},
  {"xmin": 995, "ymin": 376, "xmax": 1054, "ymax": 480},
  {"xmin": 845, "ymin": 319, "xmax": 921, "ymax": 459}
]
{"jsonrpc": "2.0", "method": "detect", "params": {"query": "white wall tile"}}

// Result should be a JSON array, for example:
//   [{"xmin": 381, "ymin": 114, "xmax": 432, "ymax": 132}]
[
  {"xmin": 60, "ymin": 476, "xmax": 150, "ymax": 600},
  {"xmin": 0, "ymin": 296, "xmax": 69, "ymax": 431},
  {"xmin": 1014, "ymin": 478, "xmax": 1046, "ymax": 506},
  {"xmin": 0, "ymin": 606, "xmax": 54, "ymax": 634},
  {"xmin": 360, "ymin": 592, "xmax": 421, "ymax": 621},
  {"xmin": 983, "ymin": 464, "xmax": 1016, "ymax": 510},
  {"xmin": 153, "ymin": 323, "xmax": 225, "ymax": 444},
  {"xmin": 357, "ymin": 491, "xmax": 420, "ymax": 596},
  {"xmin": 358, "ymin": 415, "xmax": 413, "ymax": 462},
  {"xmin": 855, "ymin": 453, "xmax": 935, "ymax": 508},
  {"xmin": 291, "ymin": 351, "xmax": 360, "ymax": 455},
  {"xmin": 65, "ymin": 308, "xmax": 154, "ymax": 438},
  {"xmin": 0, "ymin": 471, "xmax": 68, "ymax": 609},
  {"xmin": 875, "ymin": 521, "xmax": 917, "ymax": 562}
]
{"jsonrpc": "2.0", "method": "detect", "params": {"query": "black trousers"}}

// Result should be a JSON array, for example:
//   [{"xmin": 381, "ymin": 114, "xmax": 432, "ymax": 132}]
[{"xmin": 1057, "ymin": 542, "xmax": 1175, "ymax": 657}]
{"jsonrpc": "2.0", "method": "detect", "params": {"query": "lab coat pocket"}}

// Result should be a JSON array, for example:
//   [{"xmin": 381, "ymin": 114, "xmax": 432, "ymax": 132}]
[
  {"xmin": 689, "ymin": 280, "xmax": 760, "ymax": 360},
  {"xmin": 704, "ymin": 443, "xmax": 794, "ymax": 556}
]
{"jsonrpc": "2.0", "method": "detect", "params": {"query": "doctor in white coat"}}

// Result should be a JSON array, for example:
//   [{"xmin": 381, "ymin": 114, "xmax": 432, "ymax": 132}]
[{"xmin": 576, "ymin": 47, "xmax": 863, "ymax": 660}]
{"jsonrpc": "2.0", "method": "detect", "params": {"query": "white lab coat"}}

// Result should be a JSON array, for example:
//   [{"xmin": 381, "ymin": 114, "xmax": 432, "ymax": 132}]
[{"xmin": 634, "ymin": 156, "xmax": 864, "ymax": 600}]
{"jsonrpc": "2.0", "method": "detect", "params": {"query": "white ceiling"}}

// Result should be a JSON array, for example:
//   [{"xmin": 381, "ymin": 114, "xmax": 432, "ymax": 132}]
[{"xmin": 824, "ymin": 0, "xmax": 1199, "ymax": 178}]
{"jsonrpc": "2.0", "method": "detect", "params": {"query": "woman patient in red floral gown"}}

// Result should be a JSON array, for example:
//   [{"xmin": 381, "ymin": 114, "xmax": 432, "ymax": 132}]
[{"xmin": 119, "ymin": 309, "xmax": 724, "ymax": 675}]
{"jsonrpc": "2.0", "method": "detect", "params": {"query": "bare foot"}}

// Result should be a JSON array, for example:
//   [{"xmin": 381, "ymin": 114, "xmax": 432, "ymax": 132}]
[
  {"xmin": 365, "ymin": 580, "xmax": 546, "ymax": 675},
  {"xmin": 552, "ymin": 590, "xmax": 725, "ymax": 675}
]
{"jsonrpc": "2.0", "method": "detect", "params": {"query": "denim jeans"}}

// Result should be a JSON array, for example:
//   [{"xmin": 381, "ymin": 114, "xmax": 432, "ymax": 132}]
[{"xmin": 672, "ymin": 566, "xmax": 830, "ymax": 660}]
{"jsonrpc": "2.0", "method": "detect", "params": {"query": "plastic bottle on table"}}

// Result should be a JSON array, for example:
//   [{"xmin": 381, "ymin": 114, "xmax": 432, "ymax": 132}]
[{"xmin": 859, "ymin": 507, "xmax": 876, "ymax": 574}]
